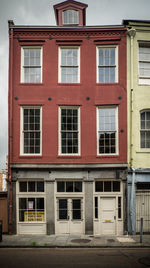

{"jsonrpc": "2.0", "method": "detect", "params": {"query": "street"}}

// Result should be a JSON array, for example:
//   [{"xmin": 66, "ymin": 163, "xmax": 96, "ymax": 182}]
[{"xmin": 0, "ymin": 248, "xmax": 150, "ymax": 268}]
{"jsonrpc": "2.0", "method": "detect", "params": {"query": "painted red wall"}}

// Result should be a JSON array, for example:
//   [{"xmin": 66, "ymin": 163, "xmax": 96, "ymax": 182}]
[{"xmin": 9, "ymin": 27, "xmax": 127, "ymax": 165}]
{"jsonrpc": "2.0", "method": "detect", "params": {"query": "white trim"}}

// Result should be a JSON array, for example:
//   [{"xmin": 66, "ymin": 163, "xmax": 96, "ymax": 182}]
[
  {"xmin": 58, "ymin": 46, "xmax": 80, "ymax": 83},
  {"xmin": 58, "ymin": 106, "xmax": 80, "ymax": 156},
  {"xmin": 96, "ymin": 106, "xmax": 119, "ymax": 156},
  {"xmin": 20, "ymin": 106, "xmax": 42, "ymax": 156},
  {"xmin": 96, "ymin": 45, "xmax": 118, "ymax": 83},
  {"xmin": 21, "ymin": 46, "xmax": 43, "ymax": 83}
]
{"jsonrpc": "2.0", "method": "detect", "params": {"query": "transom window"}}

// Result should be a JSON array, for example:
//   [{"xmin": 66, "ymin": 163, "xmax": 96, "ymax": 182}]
[
  {"xmin": 139, "ymin": 43, "xmax": 150, "ymax": 85},
  {"xmin": 59, "ymin": 47, "xmax": 80, "ymax": 83},
  {"xmin": 21, "ymin": 47, "xmax": 42, "ymax": 83},
  {"xmin": 57, "ymin": 181, "xmax": 82, "ymax": 192},
  {"xmin": 21, "ymin": 107, "xmax": 41, "ymax": 155},
  {"xmin": 140, "ymin": 111, "xmax": 150, "ymax": 148},
  {"xmin": 63, "ymin": 10, "xmax": 79, "ymax": 25},
  {"xmin": 95, "ymin": 181, "xmax": 120, "ymax": 192},
  {"xmin": 19, "ymin": 181, "xmax": 44, "ymax": 192},
  {"xmin": 97, "ymin": 46, "xmax": 118, "ymax": 83},
  {"xmin": 59, "ymin": 107, "xmax": 80, "ymax": 154},
  {"xmin": 97, "ymin": 107, "xmax": 118, "ymax": 154}
]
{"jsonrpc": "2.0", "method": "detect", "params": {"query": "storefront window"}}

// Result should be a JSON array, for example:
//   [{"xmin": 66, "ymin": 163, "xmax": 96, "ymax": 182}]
[{"xmin": 19, "ymin": 197, "xmax": 44, "ymax": 222}]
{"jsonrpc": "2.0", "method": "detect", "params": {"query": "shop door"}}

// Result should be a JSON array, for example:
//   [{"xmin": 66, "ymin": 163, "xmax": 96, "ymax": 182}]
[
  {"xmin": 56, "ymin": 198, "xmax": 83, "ymax": 234},
  {"xmin": 100, "ymin": 197, "xmax": 116, "ymax": 235},
  {"xmin": 136, "ymin": 192, "xmax": 150, "ymax": 233}
]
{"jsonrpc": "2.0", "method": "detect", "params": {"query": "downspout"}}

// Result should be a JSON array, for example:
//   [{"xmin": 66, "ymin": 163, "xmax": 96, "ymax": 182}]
[
  {"xmin": 8, "ymin": 21, "xmax": 14, "ymax": 234},
  {"xmin": 128, "ymin": 28, "xmax": 136, "ymax": 234}
]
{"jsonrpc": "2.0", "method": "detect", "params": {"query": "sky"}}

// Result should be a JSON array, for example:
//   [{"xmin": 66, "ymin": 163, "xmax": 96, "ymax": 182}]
[{"xmin": 0, "ymin": 0, "xmax": 150, "ymax": 171}]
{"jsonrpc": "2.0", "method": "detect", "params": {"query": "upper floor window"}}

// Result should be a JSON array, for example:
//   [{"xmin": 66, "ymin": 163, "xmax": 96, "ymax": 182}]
[
  {"xmin": 139, "ymin": 43, "xmax": 150, "ymax": 85},
  {"xmin": 59, "ymin": 47, "xmax": 80, "ymax": 83},
  {"xmin": 97, "ymin": 107, "xmax": 118, "ymax": 155},
  {"xmin": 63, "ymin": 10, "xmax": 79, "ymax": 25},
  {"xmin": 21, "ymin": 47, "xmax": 42, "ymax": 83},
  {"xmin": 140, "ymin": 110, "xmax": 150, "ymax": 148},
  {"xmin": 59, "ymin": 106, "xmax": 80, "ymax": 155},
  {"xmin": 97, "ymin": 46, "xmax": 118, "ymax": 83},
  {"xmin": 20, "ymin": 107, "xmax": 42, "ymax": 155}
]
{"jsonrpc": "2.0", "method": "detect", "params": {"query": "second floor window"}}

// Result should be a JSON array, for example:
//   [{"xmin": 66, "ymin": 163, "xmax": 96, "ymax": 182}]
[
  {"xmin": 59, "ymin": 47, "xmax": 80, "ymax": 83},
  {"xmin": 97, "ymin": 46, "xmax": 118, "ymax": 83},
  {"xmin": 59, "ymin": 107, "xmax": 80, "ymax": 155},
  {"xmin": 139, "ymin": 43, "xmax": 150, "ymax": 85},
  {"xmin": 140, "ymin": 111, "xmax": 150, "ymax": 148},
  {"xmin": 21, "ymin": 47, "xmax": 42, "ymax": 83},
  {"xmin": 97, "ymin": 107, "xmax": 118, "ymax": 155},
  {"xmin": 63, "ymin": 10, "xmax": 79, "ymax": 25},
  {"xmin": 20, "ymin": 107, "xmax": 42, "ymax": 155}
]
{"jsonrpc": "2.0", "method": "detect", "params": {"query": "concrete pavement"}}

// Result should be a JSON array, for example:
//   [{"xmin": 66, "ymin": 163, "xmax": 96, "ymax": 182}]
[{"xmin": 0, "ymin": 234, "xmax": 150, "ymax": 248}]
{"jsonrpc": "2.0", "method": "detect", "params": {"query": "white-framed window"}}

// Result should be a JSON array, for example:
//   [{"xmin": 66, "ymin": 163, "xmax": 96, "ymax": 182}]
[
  {"xmin": 97, "ymin": 46, "xmax": 118, "ymax": 83},
  {"xmin": 20, "ymin": 106, "xmax": 42, "ymax": 155},
  {"xmin": 59, "ymin": 106, "xmax": 80, "ymax": 155},
  {"xmin": 140, "ymin": 110, "xmax": 150, "ymax": 148},
  {"xmin": 97, "ymin": 106, "xmax": 118, "ymax": 155},
  {"xmin": 139, "ymin": 43, "xmax": 150, "ymax": 85},
  {"xmin": 21, "ymin": 46, "xmax": 42, "ymax": 83},
  {"xmin": 57, "ymin": 181, "xmax": 82, "ymax": 192},
  {"xmin": 63, "ymin": 10, "xmax": 79, "ymax": 25},
  {"xmin": 18, "ymin": 180, "xmax": 45, "ymax": 223},
  {"xmin": 59, "ymin": 46, "xmax": 80, "ymax": 83}
]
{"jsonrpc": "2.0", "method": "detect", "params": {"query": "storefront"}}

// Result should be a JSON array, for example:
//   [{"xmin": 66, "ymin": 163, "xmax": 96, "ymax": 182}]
[
  {"xmin": 16, "ymin": 179, "xmax": 46, "ymax": 234},
  {"xmin": 94, "ymin": 180, "xmax": 124, "ymax": 235}
]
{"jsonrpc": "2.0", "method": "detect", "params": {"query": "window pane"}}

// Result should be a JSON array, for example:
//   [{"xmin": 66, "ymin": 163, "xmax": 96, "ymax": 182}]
[
  {"xmin": 37, "ymin": 198, "xmax": 44, "ymax": 210},
  {"xmin": 95, "ymin": 197, "xmax": 98, "ymax": 219},
  {"xmin": 57, "ymin": 182, "xmax": 65, "ymax": 192},
  {"xmin": 75, "ymin": 182, "xmax": 82, "ymax": 192},
  {"xmin": 37, "ymin": 181, "xmax": 44, "ymax": 192},
  {"xmin": 19, "ymin": 198, "xmax": 27, "ymax": 209},
  {"xmin": 95, "ymin": 181, "xmax": 103, "ymax": 192},
  {"xmin": 72, "ymin": 199, "xmax": 81, "ymax": 220},
  {"xmin": 118, "ymin": 197, "xmax": 121, "ymax": 219},
  {"xmin": 28, "ymin": 181, "xmax": 35, "ymax": 192},
  {"xmin": 59, "ymin": 199, "xmax": 67, "ymax": 220},
  {"xmin": 98, "ymin": 48, "xmax": 116, "ymax": 83},
  {"xmin": 104, "ymin": 181, "xmax": 111, "ymax": 192},
  {"xmin": 113, "ymin": 181, "xmax": 120, "ymax": 192},
  {"xmin": 66, "ymin": 181, "xmax": 73, "ymax": 192},
  {"xmin": 19, "ymin": 182, "xmax": 27, "ymax": 192}
]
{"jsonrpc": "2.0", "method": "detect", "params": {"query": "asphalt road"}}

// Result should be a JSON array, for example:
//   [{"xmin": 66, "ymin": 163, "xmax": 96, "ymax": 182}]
[{"xmin": 0, "ymin": 248, "xmax": 150, "ymax": 268}]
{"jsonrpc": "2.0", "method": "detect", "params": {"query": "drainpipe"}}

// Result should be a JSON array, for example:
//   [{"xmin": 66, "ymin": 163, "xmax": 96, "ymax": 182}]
[
  {"xmin": 128, "ymin": 28, "xmax": 136, "ymax": 235},
  {"xmin": 8, "ymin": 20, "xmax": 14, "ymax": 234}
]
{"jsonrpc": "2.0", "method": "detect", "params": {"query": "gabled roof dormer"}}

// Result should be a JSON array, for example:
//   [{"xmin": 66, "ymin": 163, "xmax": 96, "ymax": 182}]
[{"xmin": 54, "ymin": 0, "xmax": 88, "ymax": 26}]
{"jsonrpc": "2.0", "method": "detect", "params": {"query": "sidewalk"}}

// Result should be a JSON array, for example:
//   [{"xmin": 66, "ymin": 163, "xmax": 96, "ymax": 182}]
[{"xmin": 0, "ymin": 234, "xmax": 150, "ymax": 248}]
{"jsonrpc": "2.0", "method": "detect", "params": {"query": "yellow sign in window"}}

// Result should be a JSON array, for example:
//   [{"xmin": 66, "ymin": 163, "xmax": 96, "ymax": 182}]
[{"xmin": 24, "ymin": 211, "xmax": 44, "ymax": 222}]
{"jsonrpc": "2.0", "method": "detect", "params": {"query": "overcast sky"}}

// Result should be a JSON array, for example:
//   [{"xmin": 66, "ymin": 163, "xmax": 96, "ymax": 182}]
[{"xmin": 0, "ymin": 0, "xmax": 150, "ymax": 171}]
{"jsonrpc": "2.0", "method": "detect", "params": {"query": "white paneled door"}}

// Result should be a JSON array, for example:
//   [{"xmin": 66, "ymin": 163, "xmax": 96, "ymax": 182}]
[{"xmin": 100, "ymin": 197, "xmax": 116, "ymax": 235}]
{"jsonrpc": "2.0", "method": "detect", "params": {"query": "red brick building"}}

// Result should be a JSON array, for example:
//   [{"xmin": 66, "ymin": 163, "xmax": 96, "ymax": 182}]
[{"xmin": 8, "ymin": 0, "xmax": 127, "ymax": 235}]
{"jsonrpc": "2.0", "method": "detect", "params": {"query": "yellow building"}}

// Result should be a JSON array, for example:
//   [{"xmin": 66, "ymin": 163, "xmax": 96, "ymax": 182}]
[{"xmin": 124, "ymin": 20, "xmax": 150, "ymax": 234}]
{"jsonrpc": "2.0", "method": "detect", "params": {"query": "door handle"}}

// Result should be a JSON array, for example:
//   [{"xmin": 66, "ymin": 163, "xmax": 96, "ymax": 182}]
[
  {"xmin": 114, "ymin": 216, "xmax": 116, "ymax": 220},
  {"xmin": 67, "ymin": 215, "xmax": 69, "ymax": 220}
]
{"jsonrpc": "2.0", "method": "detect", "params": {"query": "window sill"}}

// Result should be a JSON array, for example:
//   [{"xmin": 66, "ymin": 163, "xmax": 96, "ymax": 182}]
[
  {"xmin": 96, "ymin": 155, "xmax": 119, "ymax": 158},
  {"xmin": 19, "ymin": 83, "xmax": 44, "ymax": 86},
  {"xmin": 19, "ymin": 155, "xmax": 42, "ymax": 158},
  {"xmin": 136, "ymin": 150, "xmax": 150, "ymax": 153},
  {"xmin": 58, "ymin": 83, "xmax": 81, "ymax": 86},
  {"xmin": 57, "ymin": 155, "xmax": 81, "ymax": 159},
  {"xmin": 96, "ymin": 82, "xmax": 119, "ymax": 86}
]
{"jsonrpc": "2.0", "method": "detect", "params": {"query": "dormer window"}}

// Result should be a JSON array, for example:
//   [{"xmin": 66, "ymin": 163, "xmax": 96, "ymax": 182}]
[{"xmin": 63, "ymin": 10, "xmax": 79, "ymax": 25}]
